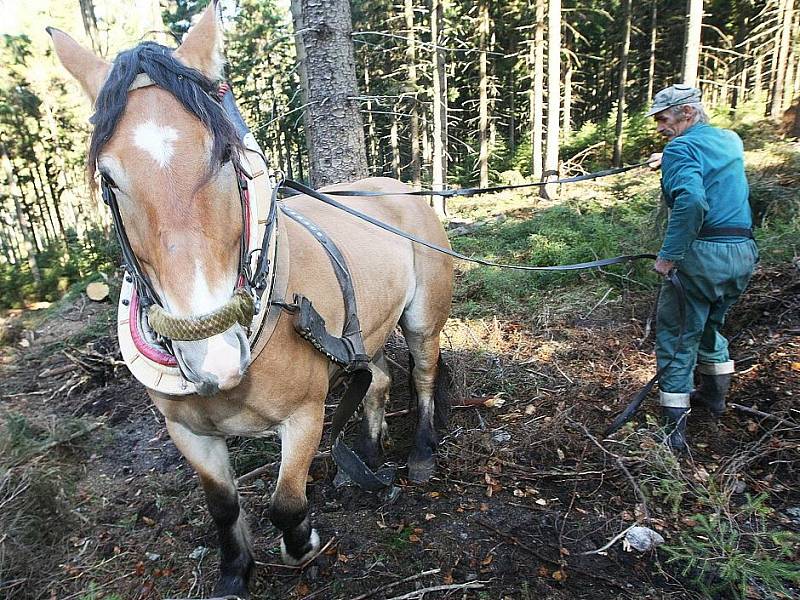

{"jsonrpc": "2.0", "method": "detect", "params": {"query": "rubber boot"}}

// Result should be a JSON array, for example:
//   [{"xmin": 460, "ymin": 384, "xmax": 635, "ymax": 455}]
[
  {"xmin": 662, "ymin": 407, "xmax": 689, "ymax": 453},
  {"xmin": 691, "ymin": 362, "xmax": 734, "ymax": 419}
]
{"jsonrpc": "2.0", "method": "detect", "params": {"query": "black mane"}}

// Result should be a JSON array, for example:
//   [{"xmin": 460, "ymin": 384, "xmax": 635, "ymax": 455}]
[{"xmin": 88, "ymin": 41, "xmax": 242, "ymax": 179}]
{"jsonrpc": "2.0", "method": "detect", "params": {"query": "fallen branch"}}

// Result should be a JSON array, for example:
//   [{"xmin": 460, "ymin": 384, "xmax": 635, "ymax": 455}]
[
  {"xmin": 11, "ymin": 422, "xmax": 104, "ymax": 467},
  {"xmin": 565, "ymin": 418, "xmax": 650, "ymax": 521},
  {"xmin": 238, "ymin": 450, "xmax": 329, "ymax": 484},
  {"xmin": 581, "ymin": 524, "xmax": 636, "ymax": 555},
  {"xmin": 258, "ymin": 536, "xmax": 336, "ymax": 570},
  {"xmin": 384, "ymin": 581, "xmax": 485, "ymax": 600},
  {"xmin": 729, "ymin": 403, "xmax": 800, "ymax": 428},
  {"xmin": 350, "ymin": 568, "xmax": 441, "ymax": 600},
  {"xmin": 474, "ymin": 518, "xmax": 629, "ymax": 590}
]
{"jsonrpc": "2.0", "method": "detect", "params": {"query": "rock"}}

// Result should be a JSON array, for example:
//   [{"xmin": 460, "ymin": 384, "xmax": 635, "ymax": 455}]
[
  {"xmin": 623, "ymin": 526, "xmax": 665, "ymax": 552},
  {"xmin": 492, "ymin": 430, "xmax": 511, "ymax": 443},
  {"xmin": 189, "ymin": 546, "xmax": 209, "ymax": 560}
]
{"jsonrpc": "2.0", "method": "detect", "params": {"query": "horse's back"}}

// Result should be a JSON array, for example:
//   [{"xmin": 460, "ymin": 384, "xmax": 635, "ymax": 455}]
[{"xmin": 282, "ymin": 176, "xmax": 452, "ymax": 352}]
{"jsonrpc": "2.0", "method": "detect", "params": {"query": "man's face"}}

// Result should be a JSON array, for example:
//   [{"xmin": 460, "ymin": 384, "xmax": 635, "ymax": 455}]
[{"xmin": 653, "ymin": 107, "xmax": 693, "ymax": 141}]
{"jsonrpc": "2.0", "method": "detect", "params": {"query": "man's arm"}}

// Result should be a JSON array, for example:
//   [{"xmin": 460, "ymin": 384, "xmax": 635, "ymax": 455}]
[{"xmin": 658, "ymin": 142, "xmax": 708, "ymax": 263}]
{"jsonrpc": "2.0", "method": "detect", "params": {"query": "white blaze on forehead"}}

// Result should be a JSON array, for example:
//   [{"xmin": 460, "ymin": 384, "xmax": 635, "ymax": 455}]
[
  {"xmin": 133, "ymin": 121, "xmax": 179, "ymax": 168},
  {"xmin": 191, "ymin": 260, "xmax": 232, "ymax": 315}
]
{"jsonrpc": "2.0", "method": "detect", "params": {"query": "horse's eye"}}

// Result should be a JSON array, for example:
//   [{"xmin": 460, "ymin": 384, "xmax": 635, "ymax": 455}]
[{"xmin": 221, "ymin": 145, "xmax": 232, "ymax": 165}]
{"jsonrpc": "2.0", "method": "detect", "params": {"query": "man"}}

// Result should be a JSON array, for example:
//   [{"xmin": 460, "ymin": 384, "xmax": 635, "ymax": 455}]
[{"xmin": 646, "ymin": 84, "xmax": 758, "ymax": 452}]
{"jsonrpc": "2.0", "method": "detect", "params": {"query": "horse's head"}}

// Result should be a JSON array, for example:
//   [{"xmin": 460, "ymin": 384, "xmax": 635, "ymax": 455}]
[{"xmin": 49, "ymin": 3, "xmax": 251, "ymax": 394}]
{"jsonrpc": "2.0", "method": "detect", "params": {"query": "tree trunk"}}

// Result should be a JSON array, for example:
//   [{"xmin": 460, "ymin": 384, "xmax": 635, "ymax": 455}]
[
  {"xmin": 682, "ymin": 0, "xmax": 703, "ymax": 87},
  {"xmin": 530, "ymin": 0, "xmax": 545, "ymax": 180},
  {"xmin": 404, "ymin": 0, "xmax": 421, "ymax": 185},
  {"xmin": 563, "ymin": 54, "xmax": 572, "ymax": 140},
  {"xmin": 613, "ymin": 0, "xmax": 632, "ymax": 167},
  {"xmin": 362, "ymin": 56, "xmax": 379, "ymax": 172},
  {"xmin": 2, "ymin": 143, "xmax": 41, "ymax": 288},
  {"xmin": 79, "ymin": 0, "xmax": 101, "ymax": 54},
  {"xmin": 390, "ymin": 108, "xmax": 401, "ymax": 179},
  {"xmin": 647, "ymin": 0, "xmax": 658, "ymax": 101},
  {"xmin": 478, "ymin": 0, "xmax": 490, "ymax": 188},
  {"xmin": 544, "ymin": 0, "xmax": 561, "ymax": 198},
  {"xmin": 431, "ymin": 0, "xmax": 448, "ymax": 216},
  {"xmin": 770, "ymin": 0, "xmax": 795, "ymax": 118},
  {"xmin": 754, "ymin": 51, "xmax": 764, "ymax": 99},
  {"xmin": 290, "ymin": 0, "xmax": 368, "ymax": 187},
  {"xmin": 509, "ymin": 71, "xmax": 516, "ymax": 157},
  {"xmin": 282, "ymin": 124, "xmax": 294, "ymax": 180}
]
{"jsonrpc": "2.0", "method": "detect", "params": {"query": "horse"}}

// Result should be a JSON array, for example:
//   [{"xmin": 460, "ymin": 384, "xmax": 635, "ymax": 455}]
[{"xmin": 48, "ymin": 4, "xmax": 453, "ymax": 597}]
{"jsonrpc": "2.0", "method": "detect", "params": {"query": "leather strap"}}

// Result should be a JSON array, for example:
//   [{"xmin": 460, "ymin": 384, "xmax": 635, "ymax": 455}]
[
  {"xmin": 281, "ymin": 180, "xmax": 658, "ymax": 273},
  {"xmin": 283, "ymin": 162, "xmax": 649, "ymax": 199},
  {"xmin": 279, "ymin": 204, "xmax": 391, "ymax": 491},
  {"xmin": 697, "ymin": 226, "xmax": 753, "ymax": 239}
]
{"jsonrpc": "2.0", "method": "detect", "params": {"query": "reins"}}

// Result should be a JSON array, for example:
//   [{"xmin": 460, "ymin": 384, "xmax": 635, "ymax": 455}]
[
  {"xmin": 278, "ymin": 175, "xmax": 685, "ymax": 436},
  {"xmin": 285, "ymin": 161, "xmax": 650, "ymax": 199}
]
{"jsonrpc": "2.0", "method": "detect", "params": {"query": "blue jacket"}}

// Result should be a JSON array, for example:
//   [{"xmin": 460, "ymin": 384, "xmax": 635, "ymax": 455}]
[{"xmin": 659, "ymin": 123, "xmax": 752, "ymax": 261}]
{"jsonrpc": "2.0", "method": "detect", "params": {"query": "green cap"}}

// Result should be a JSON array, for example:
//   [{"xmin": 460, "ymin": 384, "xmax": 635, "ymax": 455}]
[{"xmin": 646, "ymin": 83, "xmax": 702, "ymax": 117}]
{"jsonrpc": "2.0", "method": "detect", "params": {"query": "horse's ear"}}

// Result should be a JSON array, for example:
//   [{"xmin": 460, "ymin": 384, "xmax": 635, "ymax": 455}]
[
  {"xmin": 47, "ymin": 28, "xmax": 111, "ymax": 103},
  {"xmin": 174, "ymin": 1, "xmax": 225, "ymax": 81}
]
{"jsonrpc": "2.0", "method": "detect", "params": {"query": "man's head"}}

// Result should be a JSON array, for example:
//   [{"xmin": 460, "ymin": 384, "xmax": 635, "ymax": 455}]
[{"xmin": 647, "ymin": 84, "xmax": 709, "ymax": 141}]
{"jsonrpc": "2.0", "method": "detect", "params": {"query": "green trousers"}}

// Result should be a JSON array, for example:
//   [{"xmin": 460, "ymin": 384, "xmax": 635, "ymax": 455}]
[{"xmin": 656, "ymin": 239, "xmax": 758, "ymax": 395}]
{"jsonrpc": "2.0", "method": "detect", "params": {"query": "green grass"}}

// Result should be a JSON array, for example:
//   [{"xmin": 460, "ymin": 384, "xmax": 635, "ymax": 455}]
[{"xmin": 447, "ymin": 121, "xmax": 799, "ymax": 321}]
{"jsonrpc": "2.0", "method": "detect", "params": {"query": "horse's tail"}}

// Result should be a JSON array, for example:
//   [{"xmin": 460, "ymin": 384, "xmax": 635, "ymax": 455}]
[{"xmin": 407, "ymin": 352, "xmax": 452, "ymax": 430}]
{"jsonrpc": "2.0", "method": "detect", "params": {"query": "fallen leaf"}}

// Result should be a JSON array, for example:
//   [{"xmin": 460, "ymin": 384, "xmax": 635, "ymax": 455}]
[
  {"xmin": 141, "ymin": 516, "xmax": 156, "ymax": 527},
  {"xmin": 481, "ymin": 554, "xmax": 493, "ymax": 566},
  {"xmin": 442, "ymin": 571, "xmax": 454, "ymax": 585},
  {"xmin": 552, "ymin": 569, "xmax": 567, "ymax": 582},
  {"xmin": 337, "ymin": 554, "xmax": 349, "ymax": 563},
  {"xmin": 409, "ymin": 534, "xmax": 421, "ymax": 543},
  {"xmin": 295, "ymin": 581, "xmax": 310, "ymax": 596},
  {"xmin": 535, "ymin": 498, "xmax": 547, "ymax": 506},
  {"xmin": 480, "ymin": 503, "xmax": 489, "ymax": 512},
  {"xmin": 425, "ymin": 513, "xmax": 436, "ymax": 521},
  {"xmin": 559, "ymin": 547, "xmax": 570, "ymax": 556},
  {"xmin": 537, "ymin": 565, "xmax": 550, "ymax": 577}
]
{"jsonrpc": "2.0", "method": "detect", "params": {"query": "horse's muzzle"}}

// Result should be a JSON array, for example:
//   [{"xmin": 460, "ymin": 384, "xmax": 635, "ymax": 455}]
[{"xmin": 172, "ymin": 324, "xmax": 251, "ymax": 395}]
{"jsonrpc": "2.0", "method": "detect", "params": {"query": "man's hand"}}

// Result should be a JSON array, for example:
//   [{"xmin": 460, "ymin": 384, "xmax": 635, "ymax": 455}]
[
  {"xmin": 647, "ymin": 152, "xmax": 663, "ymax": 169},
  {"xmin": 654, "ymin": 257, "xmax": 675, "ymax": 277}
]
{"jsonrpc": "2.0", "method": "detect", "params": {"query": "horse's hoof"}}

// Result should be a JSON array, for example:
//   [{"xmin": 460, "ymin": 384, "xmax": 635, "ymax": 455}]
[
  {"xmin": 212, "ymin": 575, "xmax": 249, "ymax": 599},
  {"xmin": 281, "ymin": 529, "xmax": 321, "ymax": 566},
  {"xmin": 407, "ymin": 457, "xmax": 436, "ymax": 483}
]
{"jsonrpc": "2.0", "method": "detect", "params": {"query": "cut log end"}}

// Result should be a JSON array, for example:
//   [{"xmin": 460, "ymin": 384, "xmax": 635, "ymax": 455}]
[{"xmin": 86, "ymin": 282, "xmax": 110, "ymax": 302}]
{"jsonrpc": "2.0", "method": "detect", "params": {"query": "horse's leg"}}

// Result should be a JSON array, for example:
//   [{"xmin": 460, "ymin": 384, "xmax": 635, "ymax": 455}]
[
  {"xmin": 399, "ymin": 322, "xmax": 448, "ymax": 483},
  {"xmin": 358, "ymin": 351, "xmax": 392, "ymax": 468},
  {"xmin": 166, "ymin": 419, "xmax": 253, "ymax": 598},
  {"xmin": 272, "ymin": 402, "xmax": 324, "ymax": 566}
]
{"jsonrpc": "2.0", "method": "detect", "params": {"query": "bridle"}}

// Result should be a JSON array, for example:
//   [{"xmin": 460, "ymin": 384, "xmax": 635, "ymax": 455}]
[{"xmin": 100, "ymin": 74, "xmax": 277, "ymax": 348}]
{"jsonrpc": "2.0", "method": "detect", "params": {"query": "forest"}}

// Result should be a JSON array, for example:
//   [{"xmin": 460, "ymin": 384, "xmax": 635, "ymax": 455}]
[
  {"xmin": 1, "ymin": 0, "xmax": 798, "ymax": 304},
  {"xmin": 1, "ymin": 0, "xmax": 799, "ymax": 599}
]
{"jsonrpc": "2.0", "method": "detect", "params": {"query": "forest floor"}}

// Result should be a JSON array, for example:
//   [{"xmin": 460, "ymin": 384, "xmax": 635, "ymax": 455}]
[{"xmin": 1, "ymin": 255, "xmax": 798, "ymax": 599}]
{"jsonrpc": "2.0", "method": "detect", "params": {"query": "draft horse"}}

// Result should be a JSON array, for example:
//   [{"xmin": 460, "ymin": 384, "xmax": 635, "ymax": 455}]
[{"xmin": 49, "ymin": 4, "xmax": 453, "ymax": 597}]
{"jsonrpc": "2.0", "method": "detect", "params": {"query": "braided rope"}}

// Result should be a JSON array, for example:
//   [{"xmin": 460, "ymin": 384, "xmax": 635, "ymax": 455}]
[{"xmin": 147, "ymin": 289, "xmax": 255, "ymax": 341}]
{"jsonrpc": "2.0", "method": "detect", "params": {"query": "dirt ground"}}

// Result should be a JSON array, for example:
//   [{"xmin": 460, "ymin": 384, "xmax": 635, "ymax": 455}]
[{"xmin": 1, "ymin": 262, "xmax": 798, "ymax": 600}]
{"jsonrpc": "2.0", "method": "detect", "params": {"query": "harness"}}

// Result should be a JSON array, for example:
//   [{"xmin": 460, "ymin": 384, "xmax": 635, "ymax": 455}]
[{"xmin": 107, "ymin": 76, "xmax": 697, "ymax": 490}]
